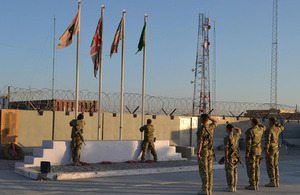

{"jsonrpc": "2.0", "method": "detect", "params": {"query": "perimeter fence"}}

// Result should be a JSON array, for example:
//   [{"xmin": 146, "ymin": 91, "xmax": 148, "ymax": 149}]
[{"xmin": 0, "ymin": 86, "xmax": 296, "ymax": 116}]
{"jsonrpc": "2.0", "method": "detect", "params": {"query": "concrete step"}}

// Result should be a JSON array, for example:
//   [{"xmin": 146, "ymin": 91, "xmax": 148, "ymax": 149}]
[
  {"xmin": 33, "ymin": 148, "xmax": 44, "ymax": 157},
  {"xmin": 24, "ymin": 156, "xmax": 43, "ymax": 166},
  {"xmin": 15, "ymin": 162, "xmax": 35, "ymax": 168}
]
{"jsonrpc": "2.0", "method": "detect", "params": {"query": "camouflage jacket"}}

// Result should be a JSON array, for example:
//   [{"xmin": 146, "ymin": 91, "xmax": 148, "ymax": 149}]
[
  {"xmin": 197, "ymin": 122, "xmax": 217, "ymax": 149},
  {"xmin": 264, "ymin": 124, "xmax": 284, "ymax": 152},
  {"xmin": 245, "ymin": 124, "xmax": 266, "ymax": 155},
  {"xmin": 224, "ymin": 130, "xmax": 241, "ymax": 159},
  {"xmin": 70, "ymin": 119, "xmax": 86, "ymax": 141},
  {"xmin": 140, "ymin": 124, "xmax": 155, "ymax": 142}
]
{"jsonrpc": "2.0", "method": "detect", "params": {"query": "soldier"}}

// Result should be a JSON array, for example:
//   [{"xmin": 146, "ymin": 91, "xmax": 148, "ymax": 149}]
[
  {"xmin": 69, "ymin": 113, "xmax": 86, "ymax": 166},
  {"xmin": 140, "ymin": 119, "xmax": 157, "ymax": 162},
  {"xmin": 197, "ymin": 114, "xmax": 218, "ymax": 195},
  {"xmin": 245, "ymin": 118, "xmax": 266, "ymax": 190},
  {"xmin": 264, "ymin": 117, "xmax": 284, "ymax": 187},
  {"xmin": 224, "ymin": 124, "xmax": 242, "ymax": 192}
]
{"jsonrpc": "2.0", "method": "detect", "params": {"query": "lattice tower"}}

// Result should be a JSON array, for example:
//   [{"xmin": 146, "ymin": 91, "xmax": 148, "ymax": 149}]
[
  {"xmin": 192, "ymin": 13, "xmax": 211, "ymax": 115},
  {"xmin": 270, "ymin": 0, "xmax": 278, "ymax": 109}
]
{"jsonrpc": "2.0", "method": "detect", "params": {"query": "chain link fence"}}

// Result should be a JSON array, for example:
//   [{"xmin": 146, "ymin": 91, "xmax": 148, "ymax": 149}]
[{"xmin": 0, "ymin": 86, "xmax": 296, "ymax": 116}]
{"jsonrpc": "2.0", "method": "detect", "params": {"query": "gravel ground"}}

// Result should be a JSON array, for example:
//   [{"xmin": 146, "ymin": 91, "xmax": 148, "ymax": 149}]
[
  {"xmin": 2, "ymin": 146, "xmax": 299, "ymax": 172},
  {"xmin": 30, "ymin": 160, "xmax": 198, "ymax": 173}
]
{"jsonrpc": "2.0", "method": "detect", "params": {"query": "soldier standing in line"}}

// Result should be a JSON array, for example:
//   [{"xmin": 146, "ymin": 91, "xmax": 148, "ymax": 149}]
[
  {"xmin": 245, "ymin": 118, "xmax": 266, "ymax": 190},
  {"xmin": 264, "ymin": 117, "xmax": 284, "ymax": 187},
  {"xmin": 140, "ymin": 119, "xmax": 157, "ymax": 162},
  {"xmin": 197, "ymin": 114, "xmax": 218, "ymax": 195},
  {"xmin": 70, "ymin": 113, "xmax": 86, "ymax": 166},
  {"xmin": 224, "ymin": 124, "xmax": 242, "ymax": 192}
]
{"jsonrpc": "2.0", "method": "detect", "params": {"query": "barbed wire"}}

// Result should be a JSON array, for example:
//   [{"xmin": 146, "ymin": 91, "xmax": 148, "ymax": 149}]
[{"xmin": 0, "ymin": 86, "xmax": 296, "ymax": 116}]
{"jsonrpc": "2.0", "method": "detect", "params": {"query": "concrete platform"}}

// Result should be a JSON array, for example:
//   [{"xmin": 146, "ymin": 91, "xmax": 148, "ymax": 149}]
[
  {"xmin": 15, "ymin": 140, "xmax": 184, "ymax": 168},
  {"xmin": 15, "ymin": 161, "xmax": 224, "ymax": 181}
]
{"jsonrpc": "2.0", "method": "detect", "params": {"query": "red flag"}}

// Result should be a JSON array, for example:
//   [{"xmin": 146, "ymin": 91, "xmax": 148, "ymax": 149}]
[
  {"xmin": 90, "ymin": 17, "xmax": 103, "ymax": 78},
  {"xmin": 110, "ymin": 18, "xmax": 123, "ymax": 57}
]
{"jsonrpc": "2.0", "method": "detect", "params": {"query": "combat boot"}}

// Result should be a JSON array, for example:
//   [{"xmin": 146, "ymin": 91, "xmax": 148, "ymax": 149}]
[
  {"xmin": 224, "ymin": 186, "xmax": 234, "ymax": 192},
  {"xmin": 265, "ymin": 182, "xmax": 276, "ymax": 187},
  {"xmin": 233, "ymin": 185, "xmax": 237, "ymax": 192},
  {"xmin": 244, "ymin": 185, "xmax": 255, "ymax": 190}
]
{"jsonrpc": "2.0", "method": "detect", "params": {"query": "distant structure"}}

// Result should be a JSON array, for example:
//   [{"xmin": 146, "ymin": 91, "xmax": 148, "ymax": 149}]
[
  {"xmin": 192, "ymin": 13, "xmax": 211, "ymax": 115},
  {"xmin": 212, "ymin": 21, "xmax": 217, "ymax": 110},
  {"xmin": 270, "ymin": 0, "xmax": 278, "ymax": 109}
]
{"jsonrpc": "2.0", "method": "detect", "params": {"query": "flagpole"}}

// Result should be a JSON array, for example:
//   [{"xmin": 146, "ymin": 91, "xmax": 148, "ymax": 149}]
[
  {"xmin": 141, "ymin": 14, "xmax": 147, "ymax": 140},
  {"xmin": 98, "ymin": 4, "xmax": 105, "ymax": 140},
  {"xmin": 52, "ymin": 15, "xmax": 56, "ymax": 141},
  {"xmin": 119, "ymin": 10, "xmax": 126, "ymax": 140},
  {"xmin": 75, "ymin": 0, "xmax": 81, "ymax": 118}
]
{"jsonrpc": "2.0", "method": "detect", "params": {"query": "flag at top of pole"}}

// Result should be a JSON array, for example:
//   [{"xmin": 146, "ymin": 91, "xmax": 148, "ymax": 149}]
[
  {"xmin": 135, "ymin": 22, "xmax": 147, "ymax": 54},
  {"xmin": 56, "ymin": 8, "xmax": 80, "ymax": 49},
  {"xmin": 90, "ymin": 16, "xmax": 103, "ymax": 78},
  {"xmin": 110, "ymin": 18, "xmax": 123, "ymax": 57}
]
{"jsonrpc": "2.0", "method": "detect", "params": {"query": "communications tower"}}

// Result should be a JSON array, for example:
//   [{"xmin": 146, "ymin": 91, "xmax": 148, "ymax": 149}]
[
  {"xmin": 192, "ymin": 13, "xmax": 211, "ymax": 115},
  {"xmin": 270, "ymin": 0, "xmax": 278, "ymax": 109}
]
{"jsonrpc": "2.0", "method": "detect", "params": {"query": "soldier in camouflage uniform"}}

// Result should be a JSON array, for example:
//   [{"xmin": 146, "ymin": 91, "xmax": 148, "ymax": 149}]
[
  {"xmin": 245, "ymin": 118, "xmax": 266, "ymax": 190},
  {"xmin": 140, "ymin": 119, "xmax": 157, "ymax": 162},
  {"xmin": 224, "ymin": 124, "xmax": 242, "ymax": 192},
  {"xmin": 197, "ymin": 114, "xmax": 218, "ymax": 195},
  {"xmin": 70, "ymin": 113, "xmax": 86, "ymax": 166},
  {"xmin": 264, "ymin": 117, "xmax": 284, "ymax": 187}
]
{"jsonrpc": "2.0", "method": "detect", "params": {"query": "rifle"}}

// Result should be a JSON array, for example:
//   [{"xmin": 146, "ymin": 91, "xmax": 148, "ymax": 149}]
[
  {"xmin": 229, "ymin": 143, "xmax": 244, "ymax": 167},
  {"xmin": 203, "ymin": 126, "xmax": 217, "ymax": 161}
]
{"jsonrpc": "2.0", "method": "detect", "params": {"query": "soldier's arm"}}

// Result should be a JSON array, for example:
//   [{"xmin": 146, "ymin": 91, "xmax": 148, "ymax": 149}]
[
  {"xmin": 208, "ymin": 117, "xmax": 218, "ymax": 125},
  {"xmin": 264, "ymin": 130, "xmax": 271, "ymax": 153},
  {"xmin": 276, "ymin": 123, "xmax": 284, "ymax": 133},
  {"xmin": 224, "ymin": 137, "xmax": 229, "ymax": 163},
  {"xmin": 75, "ymin": 130, "xmax": 84, "ymax": 142},
  {"xmin": 139, "ymin": 125, "xmax": 146, "ymax": 132},
  {"xmin": 245, "ymin": 130, "xmax": 252, "ymax": 157},
  {"xmin": 197, "ymin": 142, "xmax": 203, "ymax": 160},
  {"xmin": 258, "ymin": 123, "xmax": 266, "ymax": 131}
]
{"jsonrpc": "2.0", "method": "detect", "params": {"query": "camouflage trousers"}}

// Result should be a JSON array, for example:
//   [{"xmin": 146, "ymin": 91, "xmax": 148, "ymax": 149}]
[
  {"xmin": 225, "ymin": 159, "xmax": 238, "ymax": 188},
  {"xmin": 246, "ymin": 154, "xmax": 261, "ymax": 186},
  {"xmin": 141, "ymin": 140, "xmax": 157, "ymax": 161},
  {"xmin": 265, "ymin": 148, "xmax": 279, "ymax": 183},
  {"xmin": 71, "ymin": 137, "xmax": 82, "ymax": 163},
  {"xmin": 198, "ymin": 149, "xmax": 213, "ymax": 192}
]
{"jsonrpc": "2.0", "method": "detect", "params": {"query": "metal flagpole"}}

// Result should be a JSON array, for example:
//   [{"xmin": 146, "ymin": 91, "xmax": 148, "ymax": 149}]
[
  {"xmin": 98, "ymin": 5, "xmax": 105, "ymax": 140},
  {"xmin": 75, "ymin": 0, "xmax": 81, "ymax": 118},
  {"xmin": 141, "ymin": 14, "xmax": 147, "ymax": 140},
  {"xmin": 119, "ymin": 10, "xmax": 126, "ymax": 140},
  {"xmin": 52, "ymin": 15, "xmax": 56, "ymax": 140}
]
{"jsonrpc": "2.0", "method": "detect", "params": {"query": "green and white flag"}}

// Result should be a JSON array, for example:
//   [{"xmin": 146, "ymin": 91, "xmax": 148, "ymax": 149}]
[{"xmin": 135, "ymin": 22, "xmax": 146, "ymax": 54}]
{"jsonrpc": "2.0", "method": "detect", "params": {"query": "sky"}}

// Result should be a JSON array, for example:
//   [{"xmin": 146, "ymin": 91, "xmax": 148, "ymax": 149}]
[{"xmin": 0, "ymin": 0, "xmax": 299, "ymax": 107}]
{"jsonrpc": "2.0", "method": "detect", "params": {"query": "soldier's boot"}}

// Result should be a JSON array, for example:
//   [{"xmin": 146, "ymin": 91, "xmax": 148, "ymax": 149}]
[
  {"xmin": 224, "ymin": 186, "xmax": 234, "ymax": 192},
  {"xmin": 244, "ymin": 185, "xmax": 255, "ymax": 190},
  {"xmin": 233, "ymin": 185, "xmax": 237, "ymax": 192},
  {"xmin": 73, "ymin": 162, "xmax": 81, "ymax": 166},
  {"xmin": 140, "ymin": 159, "xmax": 145, "ymax": 163},
  {"xmin": 197, "ymin": 190, "xmax": 208, "ymax": 195},
  {"xmin": 265, "ymin": 182, "xmax": 276, "ymax": 187}
]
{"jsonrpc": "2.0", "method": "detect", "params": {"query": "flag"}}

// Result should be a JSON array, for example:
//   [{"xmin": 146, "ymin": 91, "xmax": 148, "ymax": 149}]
[
  {"xmin": 110, "ymin": 18, "xmax": 123, "ymax": 57},
  {"xmin": 56, "ymin": 8, "xmax": 80, "ymax": 49},
  {"xmin": 90, "ymin": 17, "xmax": 103, "ymax": 78},
  {"xmin": 135, "ymin": 22, "xmax": 146, "ymax": 54}
]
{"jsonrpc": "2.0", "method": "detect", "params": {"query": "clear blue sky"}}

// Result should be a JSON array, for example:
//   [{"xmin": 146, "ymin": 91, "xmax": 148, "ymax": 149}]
[{"xmin": 0, "ymin": 0, "xmax": 299, "ymax": 106}]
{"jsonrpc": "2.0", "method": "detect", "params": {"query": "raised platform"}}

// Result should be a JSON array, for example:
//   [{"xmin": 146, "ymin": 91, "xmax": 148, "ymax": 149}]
[{"xmin": 15, "ymin": 140, "xmax": 184, "ymax": 168}]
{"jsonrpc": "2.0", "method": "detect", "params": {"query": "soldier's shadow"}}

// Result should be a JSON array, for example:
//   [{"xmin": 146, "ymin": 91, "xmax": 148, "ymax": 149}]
[{"xmin": 132, "ymin": 141, "xmax": 142, "ymax": 161}]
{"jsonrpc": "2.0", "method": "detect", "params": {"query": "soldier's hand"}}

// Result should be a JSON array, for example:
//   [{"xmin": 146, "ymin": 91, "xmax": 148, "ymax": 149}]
[
  {"xmin": 197, "ymin": 153, "xmax": 202, "ymax": 160},
  {"xmin": 225, "ymin": 158, "xmax": 229, "ymax": 164},
  {"xmin": 246, "ymin": 153, "xmax": 250, "ymax": 158}
]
